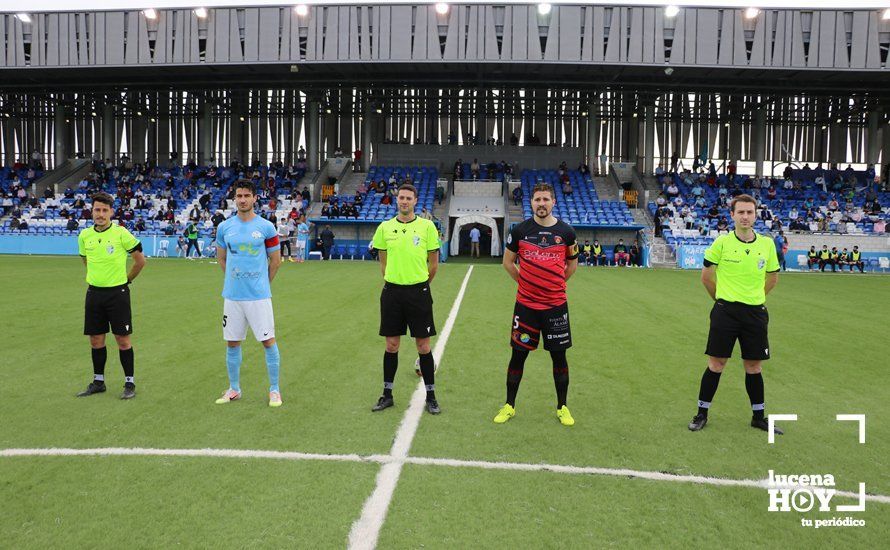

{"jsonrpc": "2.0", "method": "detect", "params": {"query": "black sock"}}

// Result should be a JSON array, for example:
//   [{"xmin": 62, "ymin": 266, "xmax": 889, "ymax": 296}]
[
  {"xmin": 506, "ymin": 348, "xmax": 529, "ymax": 406},
  {"xmin": 383, "ymin": 351, "xmax": 398, "ymax": 397},
  {"xmin": 91, "ymin": 347, "xmax": 107, "ymax": 382},
  {"xmin": 418, "ymin": 352, "xmax": 436, "ymax": 401},
  {"xmin": 119, "ymin": 348, "xmax": 135, "ymax": 386},
  {"xmin": 551, "ymin": 350, "xmax": 569, "ymax": 409},
  {"xmin": 697, "ymin": 367, "xmax": 722, "ymax": 416},
  {"xmin": 745, "ymin": 372, "xmax": 765, "ymax": 420}
]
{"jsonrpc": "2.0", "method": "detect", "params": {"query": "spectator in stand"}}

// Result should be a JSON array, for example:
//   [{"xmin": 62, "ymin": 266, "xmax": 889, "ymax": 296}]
[
  {"xmin": 470, "ymin": 159, "xmax": 480, "ymax": 179},
  {"xmin": 353, "ymin": 148, "xmax": 363, "ymax": 171},
  {"xmin": 666, "ymin": 181, "xmax": 679, "ymax": 199},
  {"xmin": 670, "ymin": 151, "xmax": 679, "ymax": 173},
  {"xmin": 66, "ymin": 217, "xmax": 80, "ymax": 232},
  {"xmin": 321, "ymin": 204, "xmax": 331, "ymax": 217},
  {"xmin": 512, "ymin": 185, "xmax": 523, "ymax": 206},
  {"xmin": 562, "ymin": 180, "xmax": 573, "ymax": 196},
  {"xmin": 716, "ymin": 217, "xmax": 729, "ymax": 232},
  {"xmin": 134, "ymin": 218, "xmax": 146, "ymax": 232},
  {"xmin": 613, "ymin": 239, "xmax": 630, "ymax": 267}
]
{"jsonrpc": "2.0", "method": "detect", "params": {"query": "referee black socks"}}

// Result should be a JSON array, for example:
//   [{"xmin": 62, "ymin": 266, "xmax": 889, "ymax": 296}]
[
  {"xmin": 745, "ymin": 372, "xmax": 765, "ymax": 420},
  {"xmin": 697, "ymin": 367, "xmax": 722, "ymax": 416},
  {"xmin": 91, "ymin": 347, "xmax": 107, "ymax": 379},
  {"xmin": 383, "ymin": 351, "xmax": 398, "ymax": 397},
  {"xmin": 417, "ymin": 352, "xmax": 436, "ymax": 401},
  {"xmin": 119, "ymin": 348, "xmax": 135, "ymax": 385}
]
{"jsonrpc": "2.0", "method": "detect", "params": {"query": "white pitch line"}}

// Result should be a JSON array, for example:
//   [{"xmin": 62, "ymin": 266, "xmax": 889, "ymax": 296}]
[
  {"xmin": 3, "ymin": 446, "xmax": 889, "ymax": 505},
  {"xmin": 347, "ymin": 265, "xmax": 475, "ymax": 550}
]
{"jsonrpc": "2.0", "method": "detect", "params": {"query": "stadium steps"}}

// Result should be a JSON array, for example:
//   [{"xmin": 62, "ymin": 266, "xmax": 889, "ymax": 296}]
[
  {"xmin": 591, "ymin": 176, "xmax": 620, "ymax": 202},
  {"xmin": 33, "ymin": 158, "xmax": 92, "ymax": 193},
  {"xmin": 336, "ymin": 171, "xmax": 368, "ymax": 196},
  {"xmin": 649, "ymin": 235, "xmax": 679, "ymax": 268},
  {"xmin": 641, "ymin": 173, "xmax": 661, "ymax": 191}
]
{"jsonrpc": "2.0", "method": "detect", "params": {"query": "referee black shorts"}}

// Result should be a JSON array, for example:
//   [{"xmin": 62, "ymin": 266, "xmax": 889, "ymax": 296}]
[
  {"xmin": 84, "ymin": 284, "xmax": 133, "ymax": 336},
  {"xmin": 510, "ymin": 301, "xmax": 572, "ymax": 352},
  {"xmin": 705, "ymin": 299, "xmax": 770, "ymax": 361},
  {"xmin": 379, "ymin": 281, "xmax": 436, "ymax": 338}
]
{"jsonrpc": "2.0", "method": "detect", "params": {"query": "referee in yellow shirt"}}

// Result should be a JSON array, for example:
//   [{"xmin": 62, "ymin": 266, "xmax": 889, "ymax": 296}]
[
  {"xmin": 370, "ymin": 184, "xmax": 441, "ymax": 414},
  {"xmin": 689, "ymin": 194, "xmax": 782, "ymax": 435},
  {"xmin": 76, "ymin": 192, "xmax": 146, "ymax": 399}
]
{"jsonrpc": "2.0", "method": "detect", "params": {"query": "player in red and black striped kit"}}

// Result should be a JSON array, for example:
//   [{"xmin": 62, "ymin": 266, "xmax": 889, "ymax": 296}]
[{"xmin": 494, "ymin": 183, "xmax": 579, "ymax": 426}]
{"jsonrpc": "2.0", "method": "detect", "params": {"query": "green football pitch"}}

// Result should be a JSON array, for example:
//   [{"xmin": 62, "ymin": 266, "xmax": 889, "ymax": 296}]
[{"xmin": 1, "ymin": 255, "xmax": 888, "ymax": 548}]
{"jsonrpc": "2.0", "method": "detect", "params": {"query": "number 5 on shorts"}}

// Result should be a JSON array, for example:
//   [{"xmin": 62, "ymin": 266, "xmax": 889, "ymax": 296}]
[
  {"xmin": 513, "ymin": 315, "xmax": 519, "ymax": 329},
  {"xmin": 222, "ymin": 314, "xmax": 227, "ymax": 327}
]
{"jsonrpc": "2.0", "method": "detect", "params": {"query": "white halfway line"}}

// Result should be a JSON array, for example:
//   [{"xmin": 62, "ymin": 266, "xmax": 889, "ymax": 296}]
[
  {"xmin": 347, "ymin": 264, "xmax": 475, "ymax": 550},
  {"xmin": 2, "ymin": 446, "xmax": 888, "ymax": 505}
]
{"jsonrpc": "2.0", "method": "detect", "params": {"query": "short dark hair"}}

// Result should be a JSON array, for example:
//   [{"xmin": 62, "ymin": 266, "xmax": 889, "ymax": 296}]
[
  {"xmin": 398, "ymin": 183, "xmax": 418, "ymax": 198},
  {"xmin": 531, "ymin": 183, "xmax": 555, "ymax": 199},
  {"xmin": 233, "ymin": 179, "xmax": 256, "ymax": 195},
  {"xmin": 91, "ymin": 192, "xmax": 115, "ymax": 208},
  {"xmin": 730, "ymin": 194, "xmax": 757, "ymax": 212}
]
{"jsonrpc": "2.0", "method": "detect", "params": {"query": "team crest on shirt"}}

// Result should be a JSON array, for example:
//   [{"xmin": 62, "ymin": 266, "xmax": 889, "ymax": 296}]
[
  {"xmin": 554, "ymin": 236, "xmax": 563, "ymax": 244},
  {"xmin": 758, "ymin": 258, "xmax": 766, "ymax": 270},
  {"xmin": 251, "ymin": 231, "xmax": 263, "ymax": 239},
  {"xmin": 106, "ymin": 244, "xmax": 115, "ymax": 255},
  {"xmin": 413, "ymin": 235, "xmax": 421, "ymax": 246}
]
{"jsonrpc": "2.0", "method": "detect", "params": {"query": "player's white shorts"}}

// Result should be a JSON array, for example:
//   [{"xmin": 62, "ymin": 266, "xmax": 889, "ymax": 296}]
[
  {"xmin": 294, "ymin": 240, "xmax": 307, "ymax": 253},
  {"xmin": 223, "ymin": 298, "xmax": 275, "ymax": 342}
]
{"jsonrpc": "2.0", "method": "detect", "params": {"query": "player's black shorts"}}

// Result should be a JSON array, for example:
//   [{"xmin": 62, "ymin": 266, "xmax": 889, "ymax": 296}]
[
  {"xmin": 705, "ymin": 299, "xmax": 769, "ymax": 361},
  {"xmin": 84, "ymin": 284, "xmax": 133, "ymax": 336},
  {"xmin": 510, "ymin": 301, "xmax": 572, "ymax": 352},
  {"xmin": 379, "ymin": 281, "xmax": 436, "ymax": 338}
]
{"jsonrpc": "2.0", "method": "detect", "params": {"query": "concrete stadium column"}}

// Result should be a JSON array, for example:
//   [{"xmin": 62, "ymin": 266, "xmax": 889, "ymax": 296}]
[
  {"xmin": 829, "ymin": 121, "xmax": 845, "ymax": 167},
  {"xmin": 103, "ymin": 103, "xmax": 116, "ymax": 163},
  {"xmin": 866, "ymin": 110, "xmax": 881, "ymax": 165},
  {"xmin": 753, "ymin": 108, "xmax": 766, "ymax": 177},
  {"xmin": 642, "ymin": 105, "xmax": 655, "ymax": 174},
  {"xmin": 157, "ymin": 99, "xmax": 171, "ymax": 167},
  {"xmin": 882, "ymin": 117, "xmax": 890, "ymax": 180},
  {"xmin": 1, "ymin": 116, "xmax": 14, "ymax": 166},
  {"xmin": 54, "ymin": 102, "xmax": 69, "ymax": 166},
  {"xmin": 199, "ymin": 99, "xmax": 213, "ymax": 165},
  {"xmin": 229, "ymin": 90, "xmax": 247, "ymax": 164},
  {"xmin": 362, "ymin": 104, "xmax": 373, "ymax": 171},
  {"xmin": 307, "ymin": 99, "xmax": 320, "ymax": 171},
  {"xmin": 585, "ymin": 106, "xmax": 598, "ymax": 167}
]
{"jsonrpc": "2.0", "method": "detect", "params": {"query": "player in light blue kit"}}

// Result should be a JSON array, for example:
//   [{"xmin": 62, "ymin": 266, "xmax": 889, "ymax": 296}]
[{"xmin": 214, "ymin": 180, "xmax": 284, "ymax": 407}]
